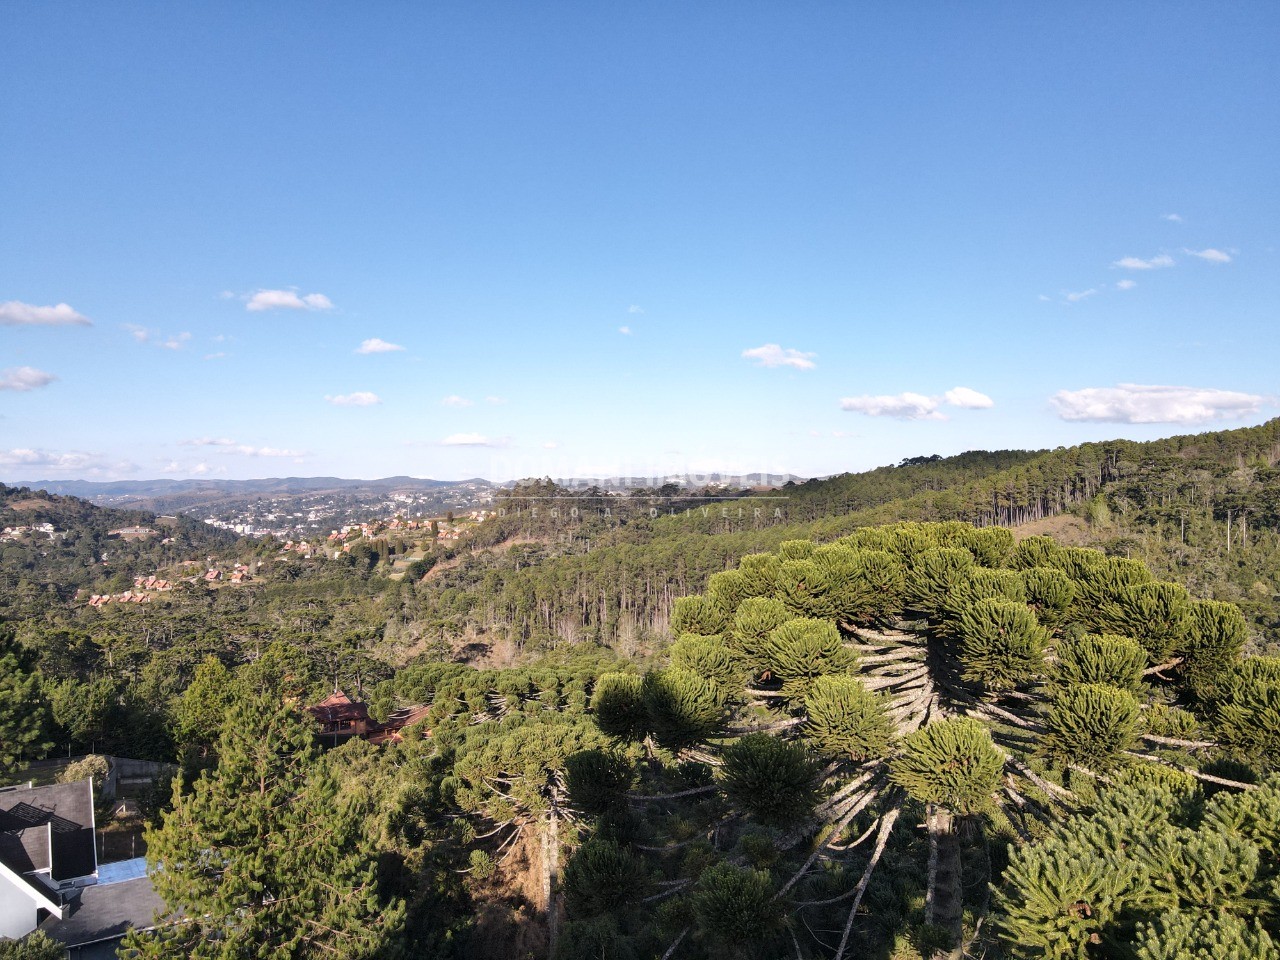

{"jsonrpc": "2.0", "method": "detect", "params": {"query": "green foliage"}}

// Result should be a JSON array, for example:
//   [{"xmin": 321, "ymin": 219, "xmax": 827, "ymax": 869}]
[
  {"xmin": 640, "ymin": 668, "xmax": 725, "ymax": 748},
  {"xmin": 721, "ymin": 733, "xmax": 817, "ymax": 827},
  {"xmin": 0, "ymin": 624, "xmax": 51, "ymax": 776},
  {"xmin": 775, "ymin": 558, "xmax": 837, "ymax": 619},
  {"xmin": 995, "ymin": 778, "xmax": 1280, "ymax": 959},
  {"xmin": 591, "ymin": 672, "xmax": 646, "ymax": 740},
  {"xmin": 812, "ymin": 545, "xmax": 906, "ymax": 625},
  {"xmin": 1182, "ymin": 600, "xmax": 1248, "ymax": 699},
  {"xmin": 1104, "ymin": 581, "xmax": 1192, "ymax": 663},
  {"xmin": 1022, "ymin": 566, "xmax": 1076, "ymax": 631},
  {"xmin": 1042, "ymin": 683, "xmax": 1144, "ymax": 773},
  {"xmin": 668, "ymin": 633, "xmax": 743, "ymax": 695},
  {"xmin": 728, "ymin": 596, "xmax": 789, "ymax": 665},
  {"xmin": 956, "ymin": 598, "xmax": 1048, "ymax": 690},
  {"xmin": 566, "ymin": 749, "xmax": 633, "ymax": 817},
  {"xmin": 904, "ymin": 547, "xmax": 975, "ymax": 618},
  {"xmin": 127, "ymin": 689, "xmax": 404, "ymax": 958},
  {"xmin": 1012, "ymin": 536, "xmax": 1065, "ymax": 571},
  {"xmin": 691, "ymin": 863, "xmax": 790, "ymax": 957},
  {"xmin": 562, "ymin": 838, "xmax": 652, "ymax": 918},
  {"xmin": 890, "ymin": 718, "xmax": 1003, "ymax": 815},
  {"xmin": 672, "ymin": 594, "xmax": 730, "ymax": 636},
  {"xmin": 803, "ymin": 674, "xmax": 894, "ymax": 761},
  {"xmin": 759, "ymin": 617, "xmax": 858, "ymax": 699},
  {"xmin": 1209, "ymin": 657, "xmax": 1280, "ymax": 768},
  {"xmin": 1135, "ymin": 911, "xmax": 1280, "ymax": 960},
  {"xmin": 0, "ymin": 932, "xmax": 64, "ymax": 960},
  {"xmin": 736, "ymin": 553, "xmax": 781, "ymax": 598},
  {"xmin": 1053, "ymin": 635, "xmax": 1146, "ymax": 692}
]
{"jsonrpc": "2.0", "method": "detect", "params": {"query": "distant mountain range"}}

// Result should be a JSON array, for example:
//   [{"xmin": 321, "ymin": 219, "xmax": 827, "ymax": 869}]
[
  {"xmin": 9, "ymin": 472, "xmax": 806, "ymax": 503},
  {"xmin": 7, "ymin": 476, "xmax": 496, "ymax": 500}
]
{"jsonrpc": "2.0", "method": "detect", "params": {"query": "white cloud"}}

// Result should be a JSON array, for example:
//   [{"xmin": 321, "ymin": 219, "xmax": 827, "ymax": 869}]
[
  {"xmin": 619, "ymin": 326, "xmax": 632, "ymax": 335},
  {"xmin": 1038, "ymin": 295, "xmax": 1051, "ymax": 302},
  {"xmin": 0, "ymin": 301, "xmax": 92, "ymax": 327},
  {"xmin": 486, "ymin": 396, "xmax": 506, "ymax": 405},
  {"xmin": 1112, "ymin": 254, "xmax": 1175, "ymax": 270},
  {"xmin": 628, "ymin": 305, "xmax": 644, "ymax": 314},
  {"xmin": 1051, "ymin": 383, "xmax": 1264, "ymax": 424},
  {"xmin": 326, "ymin": 392, "xmax": 381, "ymax": 406},
  {"xmin": 0, "ymin": 448, "xmax": 95, "ymax": 470},
  {"xmin": 1116, "ymin": 279, "xmax": 1137, "ymax": 290},
  {"xmin": 124, "ymin": 325, "xmax": 190, "ymax": 349},
  {"xmin": 356, "ymin": 337, "xmax": 404, "ymax": 354},
  {"xmin": 441, "ymin": 395, "xmax": 473, "ymax": 407},
  {"xmin": 440, "ymin": 433, "xmax": 508, "ymax": 447},
  {"xmin": 1064, "ymin": 289, "xmax": 1097, "ymax": 303},
  {"xmin": 1163, "ymin": 213, "xmax": 1184, "ymax": 223},
  {"xmin": 204, "ymin": 352, "xmax": 228, "ymax": 360},
  {"xmin": 230, "ymin": 445, "xmax": 306, "ymax": 458},
  {"xmin": 1185, "ymin": 248, "xmax": 1232, "ymax": 263},
  {"xmin": 0, "ymin": 367, "xmax": 57, "ymax": 392},
  {"xmin": 180, "ymin": 437, "xmax": 237, "ymax": 447},
  {"xmin": 543, "ymin": 441, "xmax": 559, "ymax": 449},
  {"xmin": 944, "ymin": 387, "xmax": 995, "ymax": 409},
  {"xmin": 840, "ymin": 392, "xmax": 945, "ymax": 420},
  {"xmin": 742, "ymin": 343, "xmax": 817, "ymax": 370},
  {"xmin": 246, "ymin": 289, "xmax": 334, "ymax": 312}
]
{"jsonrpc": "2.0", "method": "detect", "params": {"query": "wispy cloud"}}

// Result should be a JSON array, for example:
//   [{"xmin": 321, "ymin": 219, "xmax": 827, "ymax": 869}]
[
  {"xmin": 441, "ymin": 395, "xmax": 473, "ymax": 407},
  {"xmin": 356, "ymin": 337, "xmax": 404, "ymax": 354},
  {"xmin": 180, "ymin": 437, "xmax": 237, "ymax": 447},
  {"xmin": 1185, "ymin": 248, "xmax": 1232, "ymax": 264},
  {"xmin": 628, "ymin": 305, "xmax": 644, "ymax": 314},
  {"xmin": 1162, "ymin": 213, "xmax": 1183, "ymax": 223},
  {"xmin": 0, "ymin": 367, "xmax": 57, "ymax": 392},
  {"xmin": 1112, "ymin": 254, "xmax": 1175, "ymax": 270},
  {"xmin": 943, "ymin": 386, "xmax": 994, "ymax": 409},
  {"xmin": 486, "ymin": 396, "xmax": 506, "ymax": 405},
  {"xmin": 840, "ymin": 392, "xmax": 945, "ymax": 420},
  {"xmin": 124, "ymin": 325, "xmax": 191, "ymax": 350},
  {"xmin": 1051, "ymin": 383, "xmax": 1264, "ymax": 424},
  {"xmin": 1064, "ymin": 289, "xmax": 1097, "ymax": 303},
  {"xmin": 619, "ymin": 326, "xmax": 632, "ymax": 335},
  {"xmin": 326, "ymin": 391, "xmax": 381, "ymax": 406},
  {"xmin": 440, "ymin": 433, "xmax": 508, "ymax": 447},
  {"xmin": 246, "ymin": 289, "xmax": 334, "ymax": 312},
  {"xmin": 742, "ymin": 343, "xmax": 817, "ymax": 370},
  {"xmin": 1116, "ymin": 279, "xmax": 1137, "ymax": 290},
  {"xmin": 230, "ymin": 445, "xmax": 306, "ymax": 458},
  {"xmin": 204, "ymin": 352, "xmax": 228, "ymax": 361},
  {"xmin": 0, "ymin": 301, "xmax": 92, "ymax": 327}
]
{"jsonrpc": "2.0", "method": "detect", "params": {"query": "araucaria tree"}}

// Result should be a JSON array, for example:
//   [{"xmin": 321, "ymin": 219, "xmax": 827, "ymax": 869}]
[{"xmin": 559, "ymin": 523, "xmax": 1280, "ymax": 960}]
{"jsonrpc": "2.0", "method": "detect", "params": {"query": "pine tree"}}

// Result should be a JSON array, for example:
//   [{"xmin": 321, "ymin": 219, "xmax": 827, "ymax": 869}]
[
  {"xmin": 727, "ymin": 596, "xmax": 789, "ymax": 667},
  {"xmin": 0, "ymin": 624, "xmax": 50, "ymax": 777},
  {"xmin": 125, "ymin": 689, "xmax": 403, "ymax": 958},
  {"xmin": 562, "ymin": 838, "xmax": 652, "ymax": 918},
  {"xmin": 641, "ymin": 668, "xmax": 725, "ymax": 748},
  {"xmin": 1135, "ymin": 911, "xmax": 1280, "ymax": 960},
  {"xmin": 1022, "ymin": 566, "xmax": 1076, "ymax": 632},
  {"xmin": 1042, "ymin": 683, "xmax": 1143, "ymax": 772}
]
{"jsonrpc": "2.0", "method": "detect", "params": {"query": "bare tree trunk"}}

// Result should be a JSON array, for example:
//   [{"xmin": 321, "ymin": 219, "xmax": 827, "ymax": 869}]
[{"xmin": 543, "ymin": 808, "xmax": 560, "ymax": 958}]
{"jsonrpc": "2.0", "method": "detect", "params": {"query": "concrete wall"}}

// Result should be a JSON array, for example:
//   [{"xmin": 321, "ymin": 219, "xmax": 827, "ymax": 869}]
[{"xmin": 0, "ymin": 870, "xmax": 38, "ymax": 941}]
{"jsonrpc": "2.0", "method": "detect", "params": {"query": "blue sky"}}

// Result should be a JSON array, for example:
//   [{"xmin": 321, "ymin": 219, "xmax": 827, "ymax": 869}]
[{"xmin": 3, "ymin": 2, "xmax": 1278, "ymax": 482}]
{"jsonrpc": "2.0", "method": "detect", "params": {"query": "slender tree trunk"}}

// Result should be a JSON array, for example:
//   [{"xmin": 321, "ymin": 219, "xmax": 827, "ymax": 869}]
[
  {"xmin": 544, "ymin": 807, "xmax": 560, "ymax": 958},
  {"xmin": 928, "ymin": 808, "xmax": 964, "ymax": 958}
]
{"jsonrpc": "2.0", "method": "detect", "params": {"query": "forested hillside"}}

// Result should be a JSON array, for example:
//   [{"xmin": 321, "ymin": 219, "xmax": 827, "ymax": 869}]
[{"xmin": 4, "ymin": 421, "xmax": 1280, "ymax": 958}]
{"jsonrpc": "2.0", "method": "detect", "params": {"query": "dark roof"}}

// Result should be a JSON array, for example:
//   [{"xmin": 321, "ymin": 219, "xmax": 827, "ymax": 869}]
[
  {"xmin": 40, "ymin": 875, "xmax": 163, "ymax": 948},
  {"xmin": 0, "ymin": 779, "xmax": 97, "ymax": 881}
]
